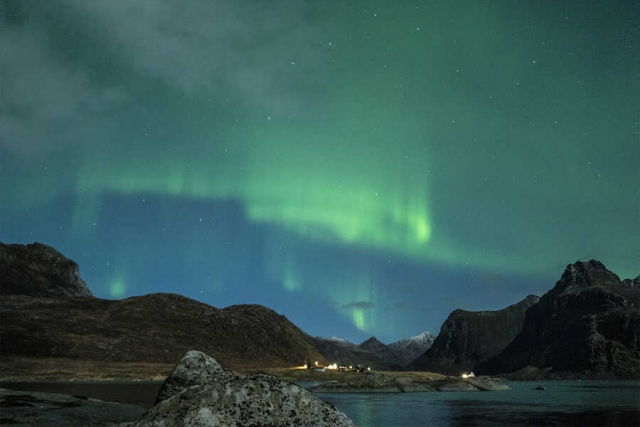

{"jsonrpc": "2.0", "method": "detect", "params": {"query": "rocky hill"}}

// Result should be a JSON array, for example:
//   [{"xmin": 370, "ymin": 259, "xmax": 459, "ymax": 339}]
[
  {"xmin": 0, "ymin": 241, "xmax": 326, "ymax": 372},
  {"xmin": 0, "ymin": 242, "xmax": 93, "ymax": 297},
  {"xmin": 1, "ymin": 293, "xmax": 327, "ymax": 371},
  {"xmin": 406, "ymin": 295, "xmax": 540, "ymax": 374},
  {"xmin": 388, "ymin": 332, "xmax": 435, "ymax": 366},
  {"xmin": 311, "ymin": 336, "xmax": 404, "ymax": 370},
  {"xmin": 477, "ymin": 260, "xmax": 640, "ymax": 378},
  {"xmin": 357, "ymin": 337, "xmax": 404, "ymax": 369}
]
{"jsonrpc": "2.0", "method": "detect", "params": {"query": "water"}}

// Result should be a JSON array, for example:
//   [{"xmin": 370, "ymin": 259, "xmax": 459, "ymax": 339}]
[{"xmin": 301, "ymin": 381, "xmax": 640, "ymax": 426}]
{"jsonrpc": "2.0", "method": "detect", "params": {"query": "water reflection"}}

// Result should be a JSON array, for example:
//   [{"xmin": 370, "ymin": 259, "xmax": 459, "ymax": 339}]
[{"xmin": 315, "ymin": 381, "xmax": 640, "ymax": 427}]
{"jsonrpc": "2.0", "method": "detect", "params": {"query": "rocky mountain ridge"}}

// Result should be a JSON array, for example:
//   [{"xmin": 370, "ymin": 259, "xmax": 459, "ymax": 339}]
[
  {"xmin": 406, "ymin": 294, "xmax": 540, "ymax": 374},
  {"xmin": 3, "ymin": 241, "xmax": 638, "ymax": 379},
  {"xmin": 311, "ymin": 336, "xmax": 403, "ymax": 370},
  {"xmin": 477, "ymin": 260, "xmax": 640, "ymax": 378}
]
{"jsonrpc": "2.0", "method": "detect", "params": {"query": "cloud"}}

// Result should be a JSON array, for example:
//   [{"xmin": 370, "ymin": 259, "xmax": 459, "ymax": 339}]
[
  {"xmin": 479, "ymin": 273, "xmax": 504, "ymax": 286},
  {"xmin": 1, "ymin": 0, "xmax": 332, "ymax": 165},
  {"xmin": 340, "ymin": 301, "xmax": 374, "ymax": 310},
  {"xmin": 393, "ymin": 301, "xmax": 409, "ymax": 311},
  {"xmin": 62, "ymin": 0, "xmax": 329, "ymax": 112},
  {"xmin": 385, "ymin": 281, "xmax": 424, "ymax": 294},
  {"xmin": 0, "ymin": 4, "xmax": 128, "ymax": 160}
]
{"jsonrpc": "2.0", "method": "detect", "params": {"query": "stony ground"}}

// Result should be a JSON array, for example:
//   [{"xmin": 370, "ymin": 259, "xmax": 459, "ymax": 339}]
[
  {"xmin": 1, "ymin": 357, "xmax": 449, "ymax": 383},
  {"xmin": 0, "ymin": 388, "xmax": 147, "ymax": 425},
  {"xmin": 0, "ymin": 357, "xmax": 173, "ymax": 381}
]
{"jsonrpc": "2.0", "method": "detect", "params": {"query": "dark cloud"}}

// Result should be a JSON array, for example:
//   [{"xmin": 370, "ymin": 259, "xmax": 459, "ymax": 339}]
[
  {"xmin": 0, "ymin": 0, "xmax": 329, "ymax": 160},
  {"xmin": 479, "ymin": 273, "xmax": 504, "ymax": 286},
  {"xmin": 61, "ymin": 0, "xmax": 329, "ymax": 109},
  {"xmin": 340, "ymin": 301, "xmax": 374, "ymax": 311},
  {"xmin": 0, "ymin": 3, "xmax": 132, "ymax": 161},
  {"xmin": 386, "ymin": 282, "xmax": 424, "ymax": 294},
  {"xmin": 393, "ymin": 301, "xmax": 409, "ymax": 311}
]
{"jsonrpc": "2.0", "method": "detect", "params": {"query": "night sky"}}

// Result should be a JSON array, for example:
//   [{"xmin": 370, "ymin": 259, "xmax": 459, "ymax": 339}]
[{"xmin": 1, "ymin": 1, "xmax": 638, "ymax": 344}]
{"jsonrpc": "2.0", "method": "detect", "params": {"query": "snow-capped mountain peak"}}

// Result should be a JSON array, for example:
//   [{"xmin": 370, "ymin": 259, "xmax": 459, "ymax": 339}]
[{"xmin": 388, "ymin": 331, "xmax": 435, "ymax": 363}]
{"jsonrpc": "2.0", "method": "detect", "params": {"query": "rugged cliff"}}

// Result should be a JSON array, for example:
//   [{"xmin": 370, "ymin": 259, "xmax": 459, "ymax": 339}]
[
  {"xmin": 407, "ymin": 295, "xmax": 540, "ymax": 374},
  {"xmin": 0, "ymin": 242, "xmax": 93, "ymax": 297},
  {"xmin": 477, "ymin": 260, "xmax": 640, "ymax": 378}
]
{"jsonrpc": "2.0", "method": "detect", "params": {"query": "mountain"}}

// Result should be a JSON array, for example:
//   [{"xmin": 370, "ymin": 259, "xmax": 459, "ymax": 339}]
[
  {"xmin": 388, "ymin": 332, "xmax": 435, "ymax": 366},
  {"xmin": 477, "ymin": 260, "xmax": 640, "ymax": 378},
  {"xmin": 406, "ymin": 295, "xmax": 540, "ymax": 374},
  {"xmin": 0, "ymin": 241, "xmax": 326, "ymax": 372},
  {"xmin": 357, "ymin": 337, "xmax": 403, "ymax": 369},
  {"xmin": 0, "ymin": 242, "xmax": 93, "ymax": 297},
  {"xmin": 312, "ymin": 336, "xmax": 404, "ymax": 370}
]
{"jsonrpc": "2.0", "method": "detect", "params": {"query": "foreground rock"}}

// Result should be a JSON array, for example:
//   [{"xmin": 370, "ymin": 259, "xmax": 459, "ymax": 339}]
[
  {"xmin": 120, "ymin": 350, "xmax": 355, "ymax": 427},
  {"xmin": 407, "ymin": 295, "xmax": 539, "ymax": 374},
  {"xmin": 308, "ymin": 372, "xmax": 509, "ymax": 393},
  {"xmin": 0, "ymin": 388, "xmax": 145, "ymax": 425},
  {"xmin": 478, "ymin": 260, "xmax": 640, "ymax": 378},
  {"xmin": 0, "ymin": 241, "xmax": 93, "ymax": 297},
  {"xmin": 128, "ymin": 374, "xmax": 355, "ymax": 427},
  {"xmin": 156, "ymin": 350, "xmax": 236, "ymax": 403}
]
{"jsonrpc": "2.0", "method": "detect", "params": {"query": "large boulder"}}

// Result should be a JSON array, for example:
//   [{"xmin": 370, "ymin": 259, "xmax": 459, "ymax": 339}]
[
  {"xmin": 135, "ymin": 374, "xmax": 355, "ymax": 427},
  {"xmin": 0, "ymin": 241, "xmax": 93, "ymax": 297},
  {"xmin": 156, "ymin": 350, "xmax": 237, "ymax": 403}
]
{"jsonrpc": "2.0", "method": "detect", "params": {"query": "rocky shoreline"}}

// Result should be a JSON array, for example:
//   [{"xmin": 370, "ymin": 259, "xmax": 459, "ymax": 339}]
[
  {"xmin": 0, "ymin": 387, "xmax": 147, "ymax": 426},
  {"xmin": 0, "ymin": 351, "xmax": 513, "ymax": 425},
  {"xmin": 308, "ymin": 372, "xmax": 509, "ymax": 393}
]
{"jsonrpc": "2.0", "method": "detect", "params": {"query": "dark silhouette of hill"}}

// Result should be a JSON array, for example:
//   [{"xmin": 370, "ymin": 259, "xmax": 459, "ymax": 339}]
[
  {"xmin": 406, "ymin": 295, "xmax": 540, "ymax": 374},
  {"xmin": 477, "ymin": 260, "xmax": 640, "ymax": 378},
  {"xmin": 311, "ymin": 336, "xmax": 404, "ymax": 370},
  {"xmin": 0, "ymin": 242, "xmax": 326, "ymax": 371}
]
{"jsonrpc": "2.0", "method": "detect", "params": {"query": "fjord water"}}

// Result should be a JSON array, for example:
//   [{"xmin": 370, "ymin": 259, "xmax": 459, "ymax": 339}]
[{"xmin": 307, "ymin": 381, "xmax": 640, "ymax": 426}]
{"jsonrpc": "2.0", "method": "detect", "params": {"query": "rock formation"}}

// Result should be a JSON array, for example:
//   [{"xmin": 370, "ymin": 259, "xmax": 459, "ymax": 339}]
[
  {"xmin": 156, "ymin": 350, "xmax": 236, "ymax": 403},
  {"xmin": 0, "ymin": 241, "xmax": 93, "ymax": 297},
  {"xmin": 407, "ymin": 295, "xmax": 540, "ymax": 374},
  {"xmin": 308, "ymin": 372, "xmax": 509, "ymax": 393},
  {"xmin": 477, "ymin": 260, "xmax": 640, "ymax": 378},
  {"xmin": 127, "ymin": 351, "xmax": 355, "ymax": 427}
]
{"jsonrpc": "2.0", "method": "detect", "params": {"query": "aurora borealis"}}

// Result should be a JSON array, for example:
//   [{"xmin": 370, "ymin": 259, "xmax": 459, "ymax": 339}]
[{"xmin": 1, "ymin": 1, "xmax": 638, "ymax": 343}]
